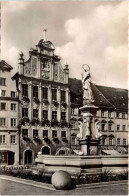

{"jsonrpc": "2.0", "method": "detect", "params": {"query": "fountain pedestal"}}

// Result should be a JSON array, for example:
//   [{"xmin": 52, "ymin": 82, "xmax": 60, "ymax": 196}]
[
  {"xmin": 79, "ymin": 103, "xmax": 100, "ymax": 156},
  {"xmin": 89, "ymin": 138, "xmax": 99, "ymax": 155}
]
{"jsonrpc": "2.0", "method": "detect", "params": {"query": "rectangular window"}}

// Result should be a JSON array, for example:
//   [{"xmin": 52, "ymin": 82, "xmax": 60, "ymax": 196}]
[
  {"xmin": 122, "ymin": 113, "xmax": 125, "ymax": 119},
  {"xmin": 0, "ymin": 103, "xmax": 6, "ymax": 110},
  {"xmin": 108, "ymin": 112, "xmax": 111, "ymax": 118},
  {"xmin": 102, "ymin": 138, "xmax": 106, "ymax": 145},
  {"xmin": 11, "ymin": 103, "xmax": 16, "ymax": 111},
  {"xmin": 122, "ymin": 125, "xmax": 126, "ymax": 131},
  {"xmin": 109, "ymin": 138, "xmax": 113, "ymax": 145},
  {"xmin": 0, "ymin": 135, "xmax": 6, "ymax": 144},
  {"xmin": 22, "ymin": 108, "xmax": 28, "ymax": 117},
  {"xmin": 71, "ymin": 122, "xmax": 76, "ymax": 129},
  {"xmin": 1, "ymin": 90, "xmax": 6, "ymax": 97},
  {"xmin": 0, "ymin": 118, "xmax": 6, "ymax": 126},
  {"xmin": 117, "ymin": 124, "xmax": 120, "ymax": 131},
  {"xmin": 11, "ymin": 118, "xmax": 16, "ymax": 127},
  {"xmin": 61, "ymin": 112, "xmax": 66, "ymax": 121},
  {"xmin": 33, "ymin": 109, "xmax": 38, "ymax": 118},
  {"xmin": 71, "ymin": 108, "xmax": 75, "ymax": 115},
  {"xmin": 117, "ymin": 138, "xmax": 120, "ymax": 145},
  {"xmin": 42, "ymin": 87, "xmax": 48, "ymax": 99},
  {"xmin": 101, "ymin": 111, "xmax": 105, "ymax": 117},
  {"xmin": 101, "ymin": 124, "xmax": 105, "ymax": 131},
  {"xmin": 43, "ymin": 110, "xmax": 48, "ymax": 119},
  {"xmin": 33, "ymin": 86, "xmax": 38, "ymax": 98},
  {"xmin": 61, "ymin": 131, "xmax": 66, "ymax": 138},
  {"xmin": 22, "ymin": 129, "xmax": 28, "ymax": 137},
  {"xmin": 52, "ymin": 130, "xmax": 57, "ymax": 138},
  {"xmin": 123, "ymin": 138, "xmax": 126, "ymax": 145},
  {"xmin": 52, "ymin": 89, "xmax": 57, "ymax": 101},
  {"xmin": 116, "ymin": 112, "xmax": 120, "ymax": 118},
  {"xmin": 0, "ymin": 78, "xmax": 6, "ymax": 86},
  {"xmin": 33, "ymin": 129, "xmax": 38, "ymax": 137},
  {"xmin": 22, "ymin": 84, "xmax": 28, "ymax": 97},
  {"xmin": 10, "ymin": 135, "xmax": 16, "ymax": 144},
  {"xmin": 43, "ymin": 130, "xmax": 48, "ymax": 138},
  {"xmin": 71, "ymin": 136, "xmax": 76, "ymax": 145},
  {"xmin": 79, "ymin": 109, "xmax": 81, "ymax": 115},
  {"xmin": 52, "ymin": 111, "xmax": 57, "ymax": 120},
  {"xmin": 108, "ymin": 124, "xmax": 112, "ymax": 131},
  {"xmin": 11, "ymin": 91, "xmax": 16, "ymax": 98},
  {"xmin": 61, "ymin": 91, "xmax": 66, "ymax": 102}
]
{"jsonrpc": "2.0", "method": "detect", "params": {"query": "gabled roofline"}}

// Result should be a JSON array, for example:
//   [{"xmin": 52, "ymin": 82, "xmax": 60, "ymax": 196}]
[{"xmin": 0, "ymin": 60, "xmax": 13, "ymax": 71}]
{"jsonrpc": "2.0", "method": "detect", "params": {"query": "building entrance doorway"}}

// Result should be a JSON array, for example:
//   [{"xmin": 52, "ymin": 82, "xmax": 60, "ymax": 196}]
[
  {"xmin": 24, "ymin": 150, "xmax": 32, "ymax": 164},
  {"xmin": 42, "ymin": 146, "xmax": 50, "ymax": 155},
  {"xmin": 8, "ymin": 151, "xmax": 15, "ymax": 165},
  {"xmin": 0, "ymin": 151, "xmax": 15, "ymax": 165}
]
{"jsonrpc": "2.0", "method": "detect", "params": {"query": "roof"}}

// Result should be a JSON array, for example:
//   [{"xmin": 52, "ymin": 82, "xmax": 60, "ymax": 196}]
[
  {"xmin": 69, "ymin": 78, "xmax": 128, "ymax": 111},
  {"xmin": 0, "ymin": 60, "xmax": 13, "ymax": 71}
]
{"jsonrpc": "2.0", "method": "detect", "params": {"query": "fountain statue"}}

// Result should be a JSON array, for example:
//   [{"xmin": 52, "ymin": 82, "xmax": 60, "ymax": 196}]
[
  {"xmin": 81, "ymin": 64, "xmax": 94, "ymax": 105},
  {"xmin": 78, "ymin": 64, "xmax": 102, "ymax": 155}
]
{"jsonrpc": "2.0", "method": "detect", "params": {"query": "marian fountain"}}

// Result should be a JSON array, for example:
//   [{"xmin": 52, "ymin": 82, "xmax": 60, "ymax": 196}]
[{"xmin": 35, "ymin": 64, "xmax": 128, "ymax": 189}]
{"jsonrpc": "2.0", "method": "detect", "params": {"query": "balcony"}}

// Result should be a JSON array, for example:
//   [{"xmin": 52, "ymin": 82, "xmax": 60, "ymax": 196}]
[
  {"xmin": 52, "ymin": 100, "xmax": 59, "ymax": 107},
  {"xmin": 22, "ymin": 135, "xmax": 32, "ymax": 143},
  {"xmin": 59, "ymin": 120, "xmax": 68, "ymax": 128},
  {"xmin": 53, "ymin": 137, "xmax": 59, "ymax": 144},
  {"xmin": 30, "ymin": 118, "xmax": 40, "ymax": 126},
  {"xmin": 33, "ymin": 135, "xmax": 42, "ymax": 144},
  {"xmin": 33, "ymin": 97, "xmax": 40, "ymax": 104},
  {"xmin": 41, "ymin": 119, "xmax": 50, "ymax": 127},
  {"xmin": 51, "ymin": 120, "xmax": 59, "ymax": 127},
  {"xmin": 43, "ymin": 136, "xmax": 50, "ymax": 144},
  {"xmin": 22, "ymin": 96, "xmax": 30, "ymax": 103},
  {"xmin": 61, "ymin": 137, "xmax": 68, "ymax": 143},
  {"xmin": 42, "ymin": 99, "xmax": 49, "ymax": 106},
  {"xmin": 61, "ymin": 102, "xmax": 67, "ymax": 108},
  {"xmin": 20, "ymin": 117, "xmax": 30, "ymax": 126}
]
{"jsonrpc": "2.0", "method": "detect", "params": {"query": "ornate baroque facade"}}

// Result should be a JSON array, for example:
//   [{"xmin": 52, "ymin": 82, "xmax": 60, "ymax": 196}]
[{"xmin": 13, "ymin": 38, "xmax": 70, "ymax": 164}]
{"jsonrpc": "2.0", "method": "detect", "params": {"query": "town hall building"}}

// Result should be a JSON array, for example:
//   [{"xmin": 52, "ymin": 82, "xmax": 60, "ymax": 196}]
[{"xmin": 12, "ymin": 30, "xmax": 70, "ymax": 164}]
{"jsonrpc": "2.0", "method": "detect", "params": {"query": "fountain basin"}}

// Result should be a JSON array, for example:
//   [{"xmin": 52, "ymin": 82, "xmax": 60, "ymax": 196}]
[{"xmin": 35, "ymin": 155, "xmax": 128, "ymax": 177}]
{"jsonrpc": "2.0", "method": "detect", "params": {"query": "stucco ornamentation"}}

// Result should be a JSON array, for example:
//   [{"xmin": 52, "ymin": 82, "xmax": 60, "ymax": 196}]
[{"xmin": 95, "ymin": 120, "xmax": 102, "ymax": 139}]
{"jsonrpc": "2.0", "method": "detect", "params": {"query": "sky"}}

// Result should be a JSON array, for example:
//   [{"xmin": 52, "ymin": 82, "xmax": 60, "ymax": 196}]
[{"xmin": 1, "ymin": 0, "xmax": 128, "ymax": 89}]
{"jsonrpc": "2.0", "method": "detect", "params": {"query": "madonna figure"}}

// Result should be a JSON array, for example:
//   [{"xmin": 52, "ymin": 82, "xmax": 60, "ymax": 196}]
[{"xmin": 82, "ymin": 64, "xmax": 94, "ymax": 102}]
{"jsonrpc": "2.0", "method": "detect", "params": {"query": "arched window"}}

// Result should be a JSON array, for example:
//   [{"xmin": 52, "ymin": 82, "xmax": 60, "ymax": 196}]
[{"xmin": 42, "ymin": 146, "xmax": 51, "ymax": 155}]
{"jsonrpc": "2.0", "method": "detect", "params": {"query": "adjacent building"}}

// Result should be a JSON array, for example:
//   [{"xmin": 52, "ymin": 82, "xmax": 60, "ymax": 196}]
[
  {"xmin": 69, "ymin": 78, "xmax": 128, "ymax": 154},
  {"xmin": 0, "ymin": 61, "xmax": 19, "ymax": 165}
]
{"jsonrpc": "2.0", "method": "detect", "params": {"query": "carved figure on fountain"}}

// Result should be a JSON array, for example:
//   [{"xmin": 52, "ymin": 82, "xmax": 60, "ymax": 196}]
[
  {"xmin": 81, "ymin": 64, "xmax": 94, "ymax": 105},
  {"xmin": 94, "ymin": 120, "xmax": 102, "ymax": 139}
]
